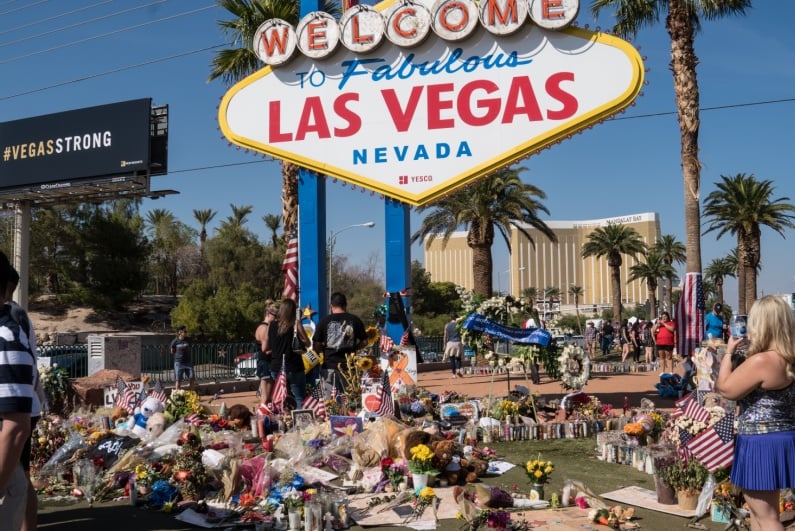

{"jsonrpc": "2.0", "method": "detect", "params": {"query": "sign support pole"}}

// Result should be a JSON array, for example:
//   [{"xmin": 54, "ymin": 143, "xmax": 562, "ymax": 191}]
[
  {"xmin": 298, "ymin": 0, "xmax": 327, "ymax": 320},
  {"xmin": 384, "ymin": 198, "xmax": 410, "ymax": 344}
]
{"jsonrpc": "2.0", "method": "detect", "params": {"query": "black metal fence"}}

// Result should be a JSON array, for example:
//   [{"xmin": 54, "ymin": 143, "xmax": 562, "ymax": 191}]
[
  {"xmin": 38, "ymin": 337, "xmax": 448, "ymax": 381},
  {"xmin": 37, "ymin": 342, "xmax": 258, "ymax": 382}
]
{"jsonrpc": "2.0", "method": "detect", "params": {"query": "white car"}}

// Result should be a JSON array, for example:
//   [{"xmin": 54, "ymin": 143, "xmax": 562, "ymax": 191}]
[{"xmin": 234, "ymin": 352, "xmax": 258, "ymax": 379}]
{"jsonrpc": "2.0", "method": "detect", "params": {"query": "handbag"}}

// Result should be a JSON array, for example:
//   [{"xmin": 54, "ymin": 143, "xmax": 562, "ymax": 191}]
[
  {"xmin": 301, "ymin": 349, "xmax": 323, "ymax": 374},
  {"xmin": 293, "ymin": 327, "xmax": 323, "ymax": 373}
]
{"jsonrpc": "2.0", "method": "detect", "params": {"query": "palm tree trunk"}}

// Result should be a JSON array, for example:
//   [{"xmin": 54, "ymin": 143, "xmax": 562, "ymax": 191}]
[
  {"xmin": 282, "ymin": 161, "xmax": 299, "ymax": 236},
  {"xmin": 667, "ymin": 1, "xmax": 702, "ymax": 275},
  {"xmin": 471, "ymin": 244, "xmax": 493, "ymax": 299},
  {"xmin": 648, "ymin": 280, "xmax": 658, "ymax": 320},
  {"xmin": 716, "ymin": 278, "xmax": 724, "ymax": 307},
  {"xmin": 745, "ymin": 227, "xmax": 761, "ymax": 309},
  {"xmin": 737, "ymin": 238, "xmax": 748, "ymax": 313},
  {"xmin": 664, "ymin": 275, "xmax": 673, "ymax": 314},
  {"xmin": 611, "ymin": 265, "xmax": 622, "ymax": 322}
]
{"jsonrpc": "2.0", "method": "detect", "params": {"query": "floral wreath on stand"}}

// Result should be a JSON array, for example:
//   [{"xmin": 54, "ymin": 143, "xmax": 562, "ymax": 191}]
[{"xmin": 557, "ymin": 344, "xmax": 590, "ymax": 390}]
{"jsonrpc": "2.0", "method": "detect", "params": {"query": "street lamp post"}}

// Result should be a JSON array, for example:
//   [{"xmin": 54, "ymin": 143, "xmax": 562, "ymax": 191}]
[{"xmin": 328, "ymin": 221, "xmax": 376, "ymax": 304}]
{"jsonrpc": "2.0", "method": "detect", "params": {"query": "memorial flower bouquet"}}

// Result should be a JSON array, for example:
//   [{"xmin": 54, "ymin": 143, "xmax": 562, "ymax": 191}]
[
  {"xmin": 525, "ymin": 457, "xmax": 554, "ymax": 485},
  {"xmin": 381, "ymin": 457, "xmax": 407, "ymax": 489},
  {"xmin": 404, "ymin": 486, "xmax": 439, "ymax": 523},
  {"xmin": 408, "ymin": 444, "xmax": 439, "ymax": 475}
]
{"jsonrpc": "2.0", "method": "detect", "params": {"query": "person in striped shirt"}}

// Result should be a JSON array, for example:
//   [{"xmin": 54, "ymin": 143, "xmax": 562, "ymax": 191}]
[{"xmin": 0, "ymin": 252, "xmax": 33, "ymax": 531}]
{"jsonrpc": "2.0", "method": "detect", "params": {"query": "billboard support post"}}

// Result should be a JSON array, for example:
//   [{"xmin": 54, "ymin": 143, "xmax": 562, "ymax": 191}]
[{"xmin": 13, "ymin": 200, "xmax": 31, "ymax": 309}]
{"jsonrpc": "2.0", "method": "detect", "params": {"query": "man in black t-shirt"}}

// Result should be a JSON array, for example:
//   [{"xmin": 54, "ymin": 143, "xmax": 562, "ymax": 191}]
[
  {"xmin": 170, "ymin": 326, "xmax": 194, "ymax": 390},
  {"xmin": 314, "ymin": 292, "xmax": 367, "ymax": 392}
]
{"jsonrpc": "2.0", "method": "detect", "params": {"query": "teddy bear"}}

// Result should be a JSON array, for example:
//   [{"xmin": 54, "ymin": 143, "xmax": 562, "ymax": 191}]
[
  {"xmin": 146, "ymin": 412, "xmax": 167, "ymax": 442},
  {"xmin": 459, "ymin": 456, "xmax": 490, "ymax": 483},
  {"xmin": 429, "ymin": 439, "xmax": 456, "ymax": 472},
  {"xmin": 130, "ymin": 396, "xmax": 165, "ymax": 439}
]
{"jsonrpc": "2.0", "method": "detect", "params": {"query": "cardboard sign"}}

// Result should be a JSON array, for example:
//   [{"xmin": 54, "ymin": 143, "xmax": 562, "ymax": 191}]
[
  {"xmin": 329, "ymin": 415, "xmax": 363, "ymax": 437},
  {"xmin": 381, "ymin": 348, "xmax": 417, "ymax": 390},
  {"xmin": 440, "ymin": 401, "xmax": 480, "ymax": 421},
  {"xmin": 86, "ymin": 433, "xmax": 138, "ymax": 468},
  {"xmin": 103, "ymin": 380, "xmax": 143, "ymax": 407}
]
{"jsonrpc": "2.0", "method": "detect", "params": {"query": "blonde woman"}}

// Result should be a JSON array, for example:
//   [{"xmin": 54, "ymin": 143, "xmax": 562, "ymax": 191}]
[
  {"xmin": 717, "ymin": 296, "xmax": 795, "ymax": 531},
  {"xmin": 255, "ymin": 300, "xmax": 278, "ymax": 414}
]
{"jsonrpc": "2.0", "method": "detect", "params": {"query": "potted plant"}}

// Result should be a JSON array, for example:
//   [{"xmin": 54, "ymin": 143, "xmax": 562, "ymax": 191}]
[
  {"xmin": 407, "ymin": 444, "xmax": 439, "ymax": 490},
  {"xmin": 658, "ymin": 458, "xmax": 709, "ymax": 510}
]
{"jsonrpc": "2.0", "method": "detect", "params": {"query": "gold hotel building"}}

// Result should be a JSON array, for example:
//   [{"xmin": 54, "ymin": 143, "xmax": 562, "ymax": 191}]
[{"xmin": 423, "ymin": 212, "xmax": 661, "ymax": 314}]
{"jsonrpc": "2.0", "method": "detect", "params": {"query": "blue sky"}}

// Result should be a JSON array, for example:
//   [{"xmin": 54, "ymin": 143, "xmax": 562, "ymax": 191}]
[{"xmin": 1, "ymin": 1, "xmax": 793, "ymax": 308}]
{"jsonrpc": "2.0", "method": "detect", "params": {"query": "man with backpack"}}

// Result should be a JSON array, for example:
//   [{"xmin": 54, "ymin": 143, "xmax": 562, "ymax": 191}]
[{"xmin": 0, "ymin": 252, "xmax": 34, "ymax": 530}]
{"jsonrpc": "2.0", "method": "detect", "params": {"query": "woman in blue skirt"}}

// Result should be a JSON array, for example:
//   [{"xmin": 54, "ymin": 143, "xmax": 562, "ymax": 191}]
[{"xmin": 717, "ymin": 295, "xmax": 795, "ymax": 531}]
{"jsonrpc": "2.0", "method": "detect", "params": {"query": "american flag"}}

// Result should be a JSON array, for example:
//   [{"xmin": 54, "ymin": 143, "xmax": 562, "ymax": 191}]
[
  {"xmin": 282, "ymin": 231, "xmax": 299, "ymax": 302},
  {"xmin": 138, "ymin": 386, "xmax": 148, "ymax": 406},
  {"xmin": 374, "ymin": 368, "xmax": 395, "ymax": 417},
  {"xmin": 115, "ymin": 375, "xmax": 136, "ymax": 414},
  {"xmin": 272, "ymin": 357, "xmax": 288, "ymax": 412},
  {"xmin": 675, "ymin": 272, "xmax": 705, "ymax": 359},
  {"xmin": 379, "ymin": 332, "xmax": 395, "ymax": 353},
  {"xmin": 686, "ymin": 412, "xmax": 735, "ymax": 472},
  {"xmin": 184, "ymin": 413, "xmax": 203, "ymax": 427},
  {"xmin": 151, "ymin": 380, "xmax": 168, "ymax": 403},
  {"xmin": 302, "ymin": 386, "xmax": 327, "ymax": 420},
  {"xmin": 683, "ymin": 396, "xmax": 712, "ymax": 424}
]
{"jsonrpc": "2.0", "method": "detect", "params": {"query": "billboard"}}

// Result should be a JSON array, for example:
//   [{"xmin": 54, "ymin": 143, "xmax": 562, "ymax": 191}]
[
  {"xmin": 218, "ymin": 0, "xmax": 643, "ymax": 206},
  {"xmin": 0, "ymin": 98, "xmax": 153, "ymax": 190}
]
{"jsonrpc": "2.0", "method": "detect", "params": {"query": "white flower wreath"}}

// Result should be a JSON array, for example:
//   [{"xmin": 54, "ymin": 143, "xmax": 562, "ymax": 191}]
[{"xmin": 557, "ymin": 344, "xmax": 590, "ymax": 390}]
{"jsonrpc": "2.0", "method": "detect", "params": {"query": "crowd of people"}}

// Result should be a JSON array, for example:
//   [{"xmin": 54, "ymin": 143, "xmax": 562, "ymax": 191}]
[{"xmin": 253, "ymin": 291, "xmax": 367, "ymax": 415}]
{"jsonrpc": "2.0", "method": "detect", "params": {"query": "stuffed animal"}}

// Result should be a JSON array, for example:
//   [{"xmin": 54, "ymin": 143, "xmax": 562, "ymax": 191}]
[
  {"xmin": 429, "ymin": 439, "xmax": 456, "ymax": 472},
  {"xmin": 146, "ymin": 412, "xmax": 167, "ymax": 441},
  {"xmin": 459, "ymin": 456, "xmax": 490, "ymax": 483},
  {"xmin": 131, "ymin": 396, "xmax": 166, "ymax": 439},
  {"xmin": 227, "ymin": 404, "xmax": 252, "ymax": 430},
  {"xmin": 443, "ymin": 455, "xmax": 463, "ymax": 485}
]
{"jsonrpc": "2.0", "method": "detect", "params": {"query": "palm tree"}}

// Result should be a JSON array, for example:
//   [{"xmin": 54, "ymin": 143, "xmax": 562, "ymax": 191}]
[
  {"xmin": 193, "ymin": 209, "xmax": 217, "ymax": 251},
  {"xmin": 591, "ymin": 0, "xmax": 751, "ymax": 275},
  {"xmin": 412, "ymin": 166, "xmax": 556, "ymax": 298},
  {"xmin": 627, "ymin": 251, "xmax": 675, "ymax": 319},
  {"xmin": 193, "ymin": 208, "xmax": 216, "ymax": 278},
  {"xmin": 263, "ymin": 213, "xmax": 282, "ymax": 246},
  {"xmin": 703, "ymin": 173, "xmax": 795, "ymax": 313},
  {"xmin": 523, "ymin": 287, "xmax": 538, "ymax": 308},
  {"xmin": 209, "ymin": 0, "xmax": 339, "ymax": 236},
  {"xmin": 704, "ymin": 256, "xmax": 735, "ymax": 307},
  {"xmin": 652, "ymin": 234, "xmax": 686, "ymax": 313},
  {"xmin": 568, "ymin": 284, "xmax": 584, "ymax": 334},
  {"xmin": 582, "ymin": 224, "xmax": 646, "ymax": 322}
]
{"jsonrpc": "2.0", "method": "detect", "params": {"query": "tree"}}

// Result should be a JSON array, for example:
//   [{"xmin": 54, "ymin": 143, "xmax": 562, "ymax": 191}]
[
  {"xmin": 703, "ymin": 173, "xmax": 795, "ymax": 313},
  {"xmin": 145, "ymin": 209, "xmax": 197, "ymax": 296},
  {"xmin": 627, "ymin": 251, "xmax": 674, "ymax": 319},
  {"xmin": 591, "ymin": 0, "xmax": 751, "ymax": 275},
  {"xmin": 412, "ymin": 166, "xmax": 556, "ymax": 298},
  {"xmin": 263, "ymin": 213, "xmax": 282, "ymax": 246},
  {"xmin": 652, "ymin": 234, "xmax": 686, "ymax": 313},
  {"xmin": 568, "ymin": 284, "xmax": 584, "ymax": 334},
  {"xmin": 582, "ymin": 224, "xmax": 646, "ymax": 323},
  {"xmin": 704, "ymin": 256, "xmax": 735, "ymax": 307},
  {"xmin": 209, "ymin": 0, "xmax": 338, "ymax": 237},
  {"xmin": 193, "ymin": 208, "xmax": 217, "ymax": 277},
  {"xmin": 522, "ymin": 287, "xmax": 538, "ymax": 308}
]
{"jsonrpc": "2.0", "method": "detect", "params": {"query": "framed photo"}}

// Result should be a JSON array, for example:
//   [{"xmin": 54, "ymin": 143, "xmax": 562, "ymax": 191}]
[{"xmin": 291, "ymin": 409, "xmax": 315, "ymax": 427}]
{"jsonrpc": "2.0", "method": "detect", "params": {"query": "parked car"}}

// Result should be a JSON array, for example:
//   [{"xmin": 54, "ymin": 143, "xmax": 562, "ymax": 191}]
[{"xmin": 234, "ymin": 352, "xmax": 257, "ymax": 379}]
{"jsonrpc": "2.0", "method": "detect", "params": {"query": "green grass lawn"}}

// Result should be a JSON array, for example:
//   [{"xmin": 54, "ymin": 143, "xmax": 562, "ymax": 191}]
[{"xmin": 488, "ymin": 438, "xmax": 729, "ymax": 530}]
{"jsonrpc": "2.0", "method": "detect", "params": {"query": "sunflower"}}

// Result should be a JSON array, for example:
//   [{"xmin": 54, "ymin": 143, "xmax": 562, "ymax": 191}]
[
  {"xmin": 365, "ymin": 326, "xmax": 380, "ymax": 347},
  {"xmin": 357, "ymin": 356, "xmax": 374, "ymax": 371}
]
